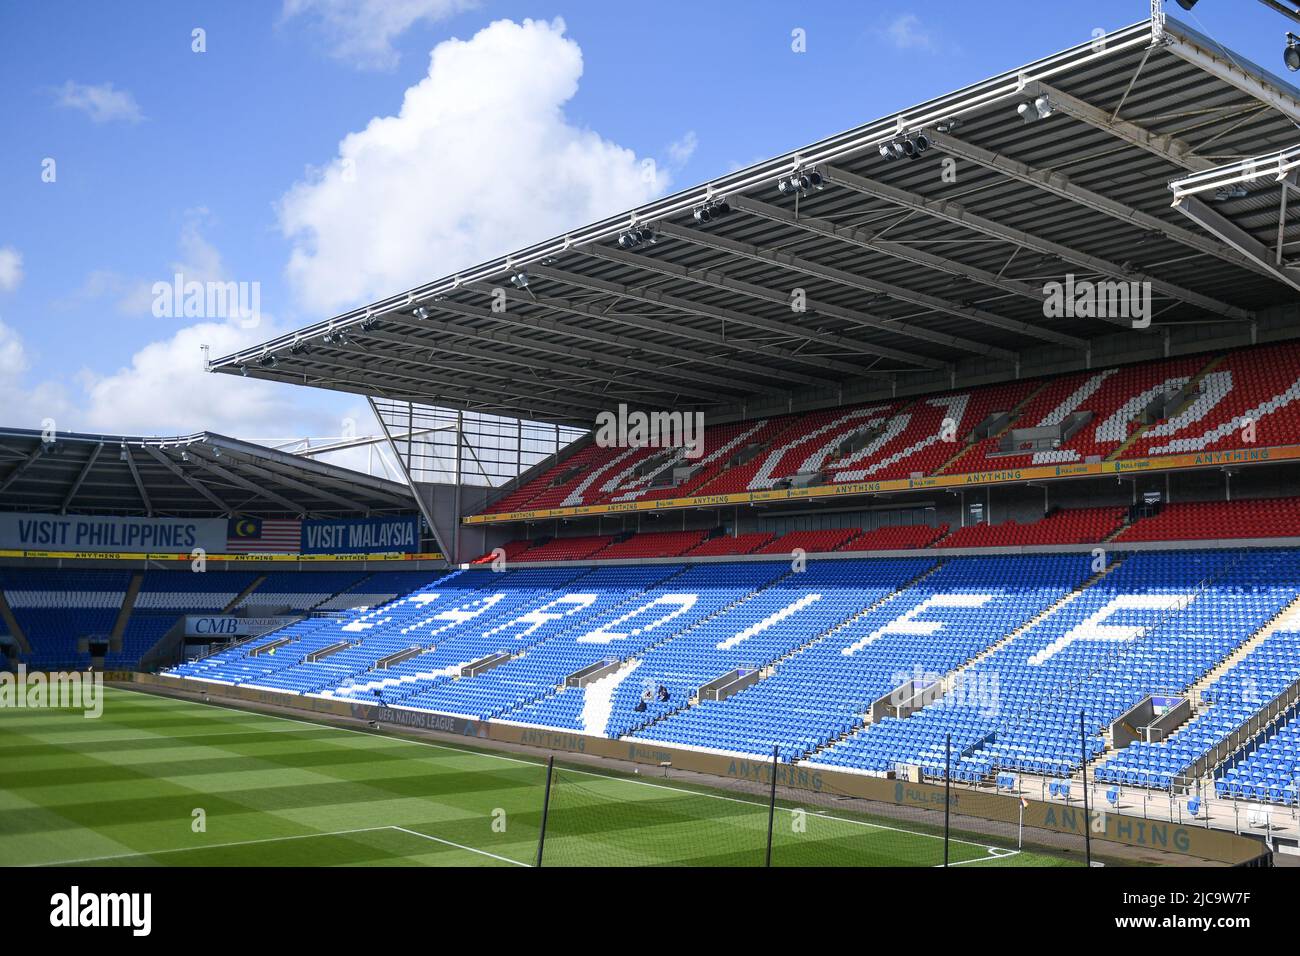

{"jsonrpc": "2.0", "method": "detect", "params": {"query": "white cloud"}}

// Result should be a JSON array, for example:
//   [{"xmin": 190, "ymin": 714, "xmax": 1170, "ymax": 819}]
[
  {"xmin": 0, "ymin": 319, "xmax": 74, "ymax": 429},
  {"xmin": 884, "ymin": 14, "xmax": 935, "ymax": 52},
  {"xmin": 283, "ymin": 0, "xmax": 477, "ymax": 70},
  {"xmin": 9, "ymin": 218, "xmax": 356, "ymax": 440},
  {"xmin": 54, "ymin": 81, "xmax": 144, "ymax": 124},
  {"xmin": 75, "ymin": 319, "xmax": 339, "ymax": 437},
  {"xmin": 0, "ymin": 247, "xmax": 21, "ymax": 292},
  {"xmin": 0, "ymin": 319, "xmax": 28, "ymax": 380},
  {"xmin": 667, "ymin": 131, "xmax": 698, "ymax": 169},
  {"xmin": 278, "ymin": 17, "xmax": 671, "ymax": 315}
]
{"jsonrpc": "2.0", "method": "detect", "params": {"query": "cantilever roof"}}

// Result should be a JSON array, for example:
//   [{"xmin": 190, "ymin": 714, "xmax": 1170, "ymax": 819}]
[
  {"xmin": 210, "ymin": 16, "xmax": 1300, "ymax": 426},
  {"xmin": 0, "ymin": 428, "xmax": 416, "ymax": 519}
]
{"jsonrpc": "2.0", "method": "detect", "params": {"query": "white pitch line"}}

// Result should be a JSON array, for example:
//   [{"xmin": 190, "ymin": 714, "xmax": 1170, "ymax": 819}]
[
  {"xmin": 940, "ymin": 847, "xmax": 1023, "ymax": 867},
  {"xmin": 389, "ymin": 826, "xmax": 530, "ymax": 867},
  {"xmin": 28, "ymin": 825, "xmax": 529, "ymax": 868},
  {"xmin": 111, "ymin": 686, "xmax": 1009, "ymax": 855},
  {"xmin": 27, "ymin": 825, "xmax": 394, "ymax": 867}
]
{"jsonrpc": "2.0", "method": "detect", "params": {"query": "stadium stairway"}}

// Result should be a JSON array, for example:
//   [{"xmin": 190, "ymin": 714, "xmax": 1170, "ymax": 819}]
[
  {"xmin": 0, "ymin": 587, "xmax": 30, "ymax": 658},
  {"xmin": 628, "ymin": 561, "xmax": 949, "ymax": 743},
  {"xmin": 1019, "ymin": 551, "xmax": 1292, "ymax": 797},
  {"xmin": 109, "ymin": 572, "xmax": 144, "ymax": 657},
  {"xmin": 1190, "ymin": 596, "xmax": 1300, "ymax": 708},
  {"xmin": 798, "ymin": 556, "xmax": 1125, "ymax": 764},
  {"xmin": 581, "ymin": 564, "xmax": 804, "ymax": 737},
  {"xmin": 1105, "ymin": 354, "xmax": 1226, "ymax": 462},
  {"xmin": 222, "ymin": 574, "xmax": 268, "ymax": 613},
  {"xmin": 934, "ymin": 379, "xmax": 1053, "ymax": 475}
]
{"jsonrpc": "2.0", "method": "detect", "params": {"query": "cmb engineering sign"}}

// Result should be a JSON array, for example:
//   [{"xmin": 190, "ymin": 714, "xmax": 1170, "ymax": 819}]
[{"xmin": 184, "ymin": 616, "xmax": 299, "ymax": 638}]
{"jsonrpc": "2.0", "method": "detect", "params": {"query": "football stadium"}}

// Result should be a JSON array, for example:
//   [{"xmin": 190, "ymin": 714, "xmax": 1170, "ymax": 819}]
[{"xmin": 5, "ymin": 5, "xmax": 1300, "ymax": 907}]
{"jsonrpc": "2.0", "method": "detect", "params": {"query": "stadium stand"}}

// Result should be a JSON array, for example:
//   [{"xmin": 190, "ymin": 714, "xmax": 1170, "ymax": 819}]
[
  {"xmin": 232, "ymin": 572, "xmax": 370, "ymax": 611},
  {"xmin": 154, "ymin": 543, "xmax": 1300, "ymax": 810},
  {"xmin": 1116, "ymin": 497, "xmax": 1300, "ymax": 542},
  {"xmin": 475, "ymin": 342, "xmax": 1300, "ymax": 515},
  {"xmin": 596, "ymin": 530, "xmax": 708, "ymax": 559},
  {"xmin": 513, "ymin": 535, "xmax": 617, "ymax": 562},
  {"xmin": 936, "ymin": 507, "xmax": 1127, "ymax": 548},
  {"xmin": 0, "ymin": 569, "xmax": 131, "ymax": 669},
  {"xmin": 1216, "ymin": 705, "xmax": 1300, "ymax": 805},
  {"xmin": 842, "ymin": 524, "xmax": 949, "ymax": 551},
  {"xmin": 753, "ymin": 528, "xmax": 862, "ymax": 555},
  {"xmin": 0, "ymin": 569, "xmax": 437, "ymax": 671},
  {"xmin": 684, "ymin": 532, "xmax": 775, "ymax": 557}
]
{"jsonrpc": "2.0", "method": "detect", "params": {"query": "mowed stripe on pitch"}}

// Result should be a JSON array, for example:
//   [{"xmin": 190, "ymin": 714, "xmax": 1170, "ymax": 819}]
[{"xmin": 0, "ymin": 689, "xmax": 540, "ymax": 867}]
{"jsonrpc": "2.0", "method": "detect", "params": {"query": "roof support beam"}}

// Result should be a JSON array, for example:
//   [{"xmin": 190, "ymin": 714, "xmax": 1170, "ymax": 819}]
[
  {"xmin": 141, "ymin": 445, "xmax": 234, "ymax": 516},
  {"xmin": 1024, "ymin": 80, "xmax": 1217, "ymax": 172},
  {"xmin": 652, "ymin": 221, "xmax": 1022, "ymax": 360},
  {"xmin": 0, "ymin": 443, "xmax": 44, "ymax": 494},
  {"xmin": 364, "ymin": 320, "xmax": 731, "ymax": 403},
  {"xmin": 389, "ymin": 313, "xmax": 754, "ymax": 398},
  {"xmin": 280, "ymin": 346, "xmax": 620, "ymax": 416},
  {"xmin": 121, "ymin": 445, "xmax": 153, "ymax": 516},
  {"xmin": 823, "ymin": 164, "xmax": 1252, "ymax": 321},
  {"xmin": 369, "ymin": 396, "xmax": 450, "ymax": 561},
  {"xmin": 222, "ymin": 451, "xmax": 415, "ymax": 510},
  {"xmin": 923, "ymin": 127, "xmax": 1266, "ymax": 276},
  {"xmin": 60, "ymin": 442, "xmax": 103, "ymax": 514},
  {"xmin": 429, "ymin": 299, "xmax": 806, "ymax": 392},
  {"xmin": 333, "ymin": 340, "xmax": 630, "ymax": 412},
  {"xmin": 1160, "ymin": 26, "xmax": 1300, "ymax": 127},
  {"xmin": 524, "ymin": 262, "xmax": 940, "ymax": 371},
  {"xmin": 1171, "ymin": 195, "xmax": 1300, "ymax": 293},
  {"xmin": 214, "ymin": 453, "xmax": 370, "ymax": 515},
  {"xmin": 182, "ymin": 447, "xmax": 313, "ymax": 516},
  {"xmin": 728, "ymin": 195, "xmax": 1087, "ymax": 349},
  {"xmin": 241, "ymin": 364, "xmax": 594, "ymax": 425}
]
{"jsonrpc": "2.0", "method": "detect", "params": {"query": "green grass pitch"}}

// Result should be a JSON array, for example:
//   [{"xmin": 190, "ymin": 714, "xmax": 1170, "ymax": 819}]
[{"xmin": 0, "ymin": 686, "xmax": 1080, "ymax": 867}]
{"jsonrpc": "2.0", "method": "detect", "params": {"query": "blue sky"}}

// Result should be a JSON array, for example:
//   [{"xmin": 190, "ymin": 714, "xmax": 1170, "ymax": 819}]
[{"xmin": 0, "ymin": 0, "xmax": 1292, "ymax": 444}]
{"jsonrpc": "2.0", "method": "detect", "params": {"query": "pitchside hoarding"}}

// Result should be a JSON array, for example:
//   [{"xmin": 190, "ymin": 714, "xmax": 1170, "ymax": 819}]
[
  {"xmin": 299, "ymin": 516, "xmax": 420, "ymax": 555},
  {"xmin": 0, "ymin": 513, "xmax": 228, "ymax": 554}
]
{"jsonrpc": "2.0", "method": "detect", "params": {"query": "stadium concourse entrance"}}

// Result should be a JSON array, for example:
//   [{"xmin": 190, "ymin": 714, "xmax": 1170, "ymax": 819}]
[{"xmin": 125, "ymin": 672, "xmax": 1273, "ymax": 868}]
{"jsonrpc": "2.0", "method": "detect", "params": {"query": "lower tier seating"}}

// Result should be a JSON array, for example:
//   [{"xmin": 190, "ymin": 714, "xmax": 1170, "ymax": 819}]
[
  {"xmin": 162, "ymin": 547, "xmax": 1300, "ymax": 804},
  {"xmin": 1116, "ymin": 497, "xmax": 1300, "ymax": 542}
]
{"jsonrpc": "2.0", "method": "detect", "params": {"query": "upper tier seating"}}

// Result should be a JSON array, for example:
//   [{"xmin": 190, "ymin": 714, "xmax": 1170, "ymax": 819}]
[
  {"xmin": 471, "ymin": 539, "xmax": 533, "ymax": 565},
  {"xmin": 1122, "ymin": 341, "xmax": 1300, "ymax": 459},
  {"xmin": 475, "ymin": 342, "xmax": 1300, "ymax": 519}
]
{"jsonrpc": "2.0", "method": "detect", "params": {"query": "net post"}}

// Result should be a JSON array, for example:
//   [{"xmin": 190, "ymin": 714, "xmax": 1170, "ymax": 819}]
[
  {"xmin": 765, "ymin": 743, "xmax": 778, "ymax": 867},
  {"xmin": 944, "ymin": 733, "xmax": 951, "ymax": 868},
  {"xmin": 1080, "ymin": 710, "xmax": 1092, "ymax": 868},
  {"xmin": 536, "ymin": 755, "xmax": 554, "ymax": 868}
]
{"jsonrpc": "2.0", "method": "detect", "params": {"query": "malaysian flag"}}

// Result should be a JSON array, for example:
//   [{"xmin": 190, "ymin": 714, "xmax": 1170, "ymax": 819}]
[{"xmin": 226, "ymin": 517, "xmax": 302, "ymax": 554}]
